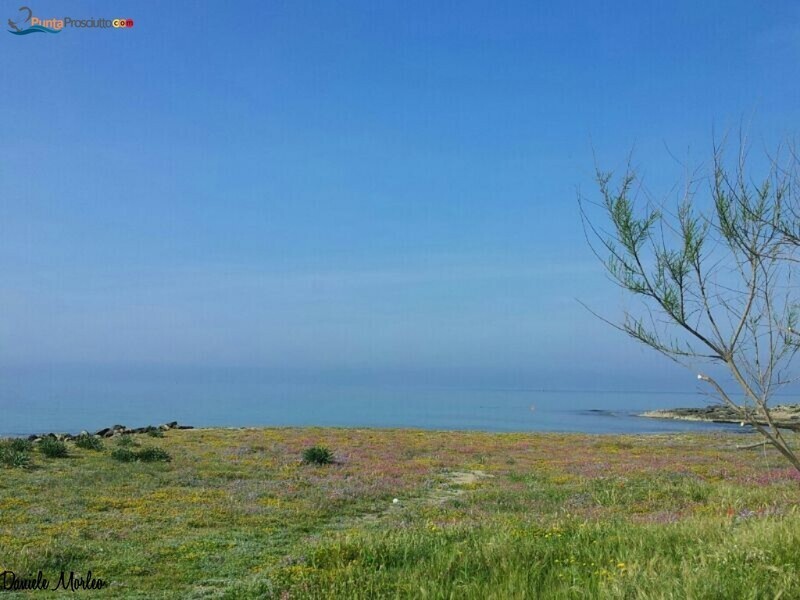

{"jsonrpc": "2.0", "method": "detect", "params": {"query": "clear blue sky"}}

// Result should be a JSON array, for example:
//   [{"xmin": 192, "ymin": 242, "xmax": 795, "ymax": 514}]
[{"xmin": 2, "ymin": 1, "xmax": 799, "ymax": 389}]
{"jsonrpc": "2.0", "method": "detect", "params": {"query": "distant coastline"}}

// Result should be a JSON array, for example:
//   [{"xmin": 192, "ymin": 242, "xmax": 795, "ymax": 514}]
[{"xmin": 641, "ymin": 404, "xmax": 800, "ymax": 431}]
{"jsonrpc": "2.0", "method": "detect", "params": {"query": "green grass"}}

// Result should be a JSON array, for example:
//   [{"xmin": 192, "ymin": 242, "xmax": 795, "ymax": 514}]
[
  {"xmin": 235, "ymin": 518, "xmax": 800, "ymax": 599},
  {"xmin": 1, "ymin": 428, "xmax": 799, "ymax": 598},
  {"xmin": 110, "ymin": 447, "xmax": 137, "ymax": 462},
  {"xmin": 302, "ymin": 445, "xmax": 334, "ymax": 465},
  {"xmin": 3, "ymin": 438, "xmax": 34, "ymax": 453},
  {"xmin": 74, "ymin": 434, "xmax": 105, "ymax": 451},
  {"xmin": 0, "ymin": 438, "xmax": 34, "ymax": 469},
  {"xmin": 110, "ymin": 446, "xmax": 171, "ymax": 463},
  {"xmin": 38, "ymin": 437, "xmax": 68, "ymax": 458},
  {"xmin": 0, "ymin": 448, "xmax": 32, "ymax": 469},
  {"xmin": 115, "ymin": 435, "xmax": 137, "ymax": 448},
  {"xmin": 134, "ymin": 447, "xmax": 172, "ymax": 463}
]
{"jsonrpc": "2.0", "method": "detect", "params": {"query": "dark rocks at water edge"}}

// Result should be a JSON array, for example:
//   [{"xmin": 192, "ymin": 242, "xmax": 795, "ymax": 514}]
[
  {"xmin": 641, "ymin": 404, "xmax": 800, "ymax": 430},
  {"xmin": 25, "ymin": 421, "xmax": 193, "ymax": 442}
]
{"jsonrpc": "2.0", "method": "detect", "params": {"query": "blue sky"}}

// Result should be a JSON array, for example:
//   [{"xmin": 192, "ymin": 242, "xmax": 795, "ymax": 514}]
[{"xmin": 2, "ymin": 1, "xmax": 799, "ymax": 389}]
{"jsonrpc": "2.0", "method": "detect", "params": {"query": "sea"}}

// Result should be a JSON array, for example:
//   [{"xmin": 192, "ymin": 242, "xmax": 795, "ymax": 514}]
[{"xmin": 0, "ymin": 366, "xmax": 749, "ymax": 437}]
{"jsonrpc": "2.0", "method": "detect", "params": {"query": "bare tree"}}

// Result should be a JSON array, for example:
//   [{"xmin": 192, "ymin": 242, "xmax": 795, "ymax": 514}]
[{"xmin": 580, "ymin": 140, "xmax": 800, "ymax": 473}]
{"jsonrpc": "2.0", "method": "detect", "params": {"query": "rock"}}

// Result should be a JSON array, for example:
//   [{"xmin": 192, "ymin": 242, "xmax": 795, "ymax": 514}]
[
  {"xmin": 642, "ymin": 404, "xmax": 800, "ymax": 431},
  {"xmin": 25, "ymin": 422, "xmax": 193, "ymax": 440}
]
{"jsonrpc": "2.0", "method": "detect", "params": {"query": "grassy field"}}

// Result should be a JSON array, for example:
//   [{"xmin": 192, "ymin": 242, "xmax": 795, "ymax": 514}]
[{"xmin": 2, "ymin": 427, "xmax": 800, "ymax": 598}]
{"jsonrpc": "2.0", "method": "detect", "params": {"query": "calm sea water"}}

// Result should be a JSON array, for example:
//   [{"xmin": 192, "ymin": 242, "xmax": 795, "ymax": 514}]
[{"xmin": 0, "ymin": 367, "xmax": 747, "ymax": 437}]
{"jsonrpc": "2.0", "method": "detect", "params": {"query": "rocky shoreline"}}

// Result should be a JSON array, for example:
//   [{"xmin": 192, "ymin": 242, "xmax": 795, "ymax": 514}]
[
  {"xmin": 641, "ymin": 404, "xmax": 800, "ymax": 431},
  {"xmin": 25, "ymin": 421, "xmax": 193, "ymax": 443}
]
